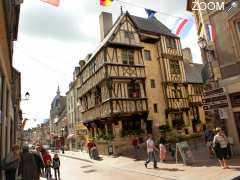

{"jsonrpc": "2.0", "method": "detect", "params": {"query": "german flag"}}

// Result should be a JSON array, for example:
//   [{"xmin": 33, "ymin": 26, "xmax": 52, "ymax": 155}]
[{"xmin": 100, "ymin": 0, "xmax": 113, "ymax": 6}]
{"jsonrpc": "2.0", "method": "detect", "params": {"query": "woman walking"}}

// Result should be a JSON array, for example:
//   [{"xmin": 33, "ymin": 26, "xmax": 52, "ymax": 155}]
[
  {"xmin": 159, "ymin": 135, "xmax": 167, "ymax": 162},
  {"xmin": 53, "ymin": 154, "xmax": 61, "ymax": 180},
  {"xmin": 19, "ymin": 145, "xmax": 38, "ymax": 180},
  {"xmin": 33, "ymin": 146, "xmax": 45, "ymax": 180},
  {"xmin": 4, "ymin": 145, "xmax": 20, "ymax": 180},
  {"xmin": 213, "ymin": 127, "xmax": 229, "ymax": 169}
]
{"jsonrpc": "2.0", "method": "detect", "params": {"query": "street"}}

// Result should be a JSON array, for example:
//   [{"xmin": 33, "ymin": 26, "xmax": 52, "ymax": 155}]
[
  {"xmin": 40, "ymin": 155, "xmax": 170, "ymax": 180},
  {"xmin": 40, "ymin": 151, "xmax": 240, "ymax": 180}
]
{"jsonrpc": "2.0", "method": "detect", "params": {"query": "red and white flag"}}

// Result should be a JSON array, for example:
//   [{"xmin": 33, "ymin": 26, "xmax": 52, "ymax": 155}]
[{"xmin": 41, "ymin": 0, "xmax": 60, "ymax": 7}]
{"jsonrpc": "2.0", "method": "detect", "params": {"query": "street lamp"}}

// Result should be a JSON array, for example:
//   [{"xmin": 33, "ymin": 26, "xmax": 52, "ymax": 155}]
[
  {"xmin": 22, "ymin": 92, "xmax": 30, "ymax": 101},
  {"xmin": 61, "ymin": 127, "xmax": 65, "ymax": 153},
  {"xmin": 197, "ymin": 37, "xmax": 216, "ymax": 85},
  {"xmin": 197, "ymin": 37, "xmax": 207, "ymax": 49}
]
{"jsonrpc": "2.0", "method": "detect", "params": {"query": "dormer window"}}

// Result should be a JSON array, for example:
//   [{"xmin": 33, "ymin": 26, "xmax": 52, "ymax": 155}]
[
  {"xmin": 122, "ymin": 49, "xmax": 134, "ymax": 65},
  {"xmin": 166, "ymin": 37, "xmax": 176, "ymax": 49}
]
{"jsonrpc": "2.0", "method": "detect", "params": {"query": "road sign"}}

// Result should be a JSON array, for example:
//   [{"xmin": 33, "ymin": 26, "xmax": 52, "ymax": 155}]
[
  {"xmin": 203, "ymin": 87, "xmax": 228, "ymax": 110},
  {"xmin": 218, "ymin": 108, "xmax": 228, "ymax": 119}
]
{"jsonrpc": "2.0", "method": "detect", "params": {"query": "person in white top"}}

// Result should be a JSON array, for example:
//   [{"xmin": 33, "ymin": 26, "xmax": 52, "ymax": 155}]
[
  {"xmin": 213, "ymin": 127, "xmax": 229, "ymax": 169},
  {"xmin": 144, "ymin": 134, "xmax": 158, "ymax": 168}
]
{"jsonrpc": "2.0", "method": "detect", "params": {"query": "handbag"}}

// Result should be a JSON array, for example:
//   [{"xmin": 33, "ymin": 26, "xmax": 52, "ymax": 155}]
[{"xmin": 1, "ymin": 158, "xmax": 19, "ymax": 170}]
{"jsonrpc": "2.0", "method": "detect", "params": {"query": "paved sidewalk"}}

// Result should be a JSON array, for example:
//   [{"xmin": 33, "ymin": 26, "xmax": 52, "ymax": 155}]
[{"xmin": 57, "ymin": 150, "xmax": 240, "ymax": 180}]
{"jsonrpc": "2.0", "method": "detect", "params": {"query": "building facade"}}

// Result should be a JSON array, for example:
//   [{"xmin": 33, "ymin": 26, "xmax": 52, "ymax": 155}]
[
  {"xmin": 49, "ymin": 87, "xmax": 68, "ymax": 150},
  {"xmin": 74, "ymin": 11, "xmax": 205, "ymax": 154},
  {"xmin": 0, "ymin": 0, "xmax": 23, "ymax": 179},
  {"xmin": 187, "ymin": 0, "xmax": 240, "ymax": 153}
]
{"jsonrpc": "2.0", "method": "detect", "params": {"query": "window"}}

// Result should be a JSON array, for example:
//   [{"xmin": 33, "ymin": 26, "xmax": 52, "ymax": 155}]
[
  {"xmin": 153, "ymin": 104, "xmax": 158, "ymax": 113},
  {"xmin": 128, "ymin": 82, "xmax": 140, "ymax": 98},
  {"xmin": 194, "ymin": 86, "xmax": 202, "ymax": 95},
  {"xmin": 172, "ymin": 113, "xmax": 184, "ymax": 129},
  {"xmin": 122, "ymin": 49, "xmax": 134, "ymax": 65},
  {"xmin": 166, "ymin": 37, "xmax": 176, "ymax": 49},
  {"xmin": 172, "ymin": 88, "xmax": 182, "ymax": 98},
  {"xmin": 144, "ymin": 50, "xmax": 151, "ymax": 61},
  {"xmin": 95, "ymin": 85, "xmax": 102, "ymax": 105},
  {"xmin": 236, "ymin": 21, "xmax": 240, "ymax": 39},
  {"xmin": 124, "ymin": 31, "xmax": 134, "ymax": 39},
  {"xmin": 169, "ymin": 60, "xmax": 180, "ymax": 74},
  {"xmin": 150, "ymin": 79, "xmax": 155, "ymax": 88}
]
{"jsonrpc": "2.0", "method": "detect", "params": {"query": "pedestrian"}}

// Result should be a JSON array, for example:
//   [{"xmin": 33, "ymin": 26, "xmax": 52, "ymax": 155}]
[
  {"xmin": 43, "ymin": 151, "xmax": 52, "ymax": 178},
  {"xmin": 132, "ymin": 138, "xmax": 140, "ymax": 160},
  {"xmin": 144, "ymin": 134, "xmax": 158, "ymax": 168},
  {"xmin": 33, "ymin": 146, "xmax": 45, "ymax": 180},
  {"xmin": 87, "ymin": 140, "xmax": 93, "ymax": 158},
  {"xmin": 2, "ymin": 145, "xmax": 20, "ymax": 180},
  {"xmin": 213, "ymin": 127, "xmax": 229, "ymax": 169},
  {"xmin": 80, "ymin": 140, "xmax": 85, "ymax": 152},
  {"xmin": 18, "ymin": 145, "xmax": 38, "ymax": 180},
  {"xmin": 91, "ymin": 140, "xmax": 99, "ymax": 160},
  {"xmin": 53, "ymin": 154, "xmax": 61, "ymax": 180},
  {"xmin": 204, "ymin": 126, "xmax": 214, "ymax": 158},
  {"xmin": 159, "ymin": 135, "xmax": 167, "ymax": 162}
]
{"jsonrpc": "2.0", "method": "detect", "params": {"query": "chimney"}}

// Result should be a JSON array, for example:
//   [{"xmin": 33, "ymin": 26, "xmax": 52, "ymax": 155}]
[
  {"xmin": 79, "ymin": 60, "xmax": 86, "ymax": 70},
  {"xmin": 99, "ymin": 12, "xmax": 113, "ymax": 41},
  {"xmin": 182, "ymin": 48, "xmax": 193, "ymax": 63}
]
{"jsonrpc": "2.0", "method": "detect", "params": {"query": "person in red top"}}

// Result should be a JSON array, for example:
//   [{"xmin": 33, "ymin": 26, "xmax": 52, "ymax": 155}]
[
  {"xmin": 132, "ymin": 138, "xmax": 139, "ymax": 160},
  {"xmin": 87, "ymin": 140, "xmax": 93, "ymax": 158},
  {"xmin": 42, "ymin": 151, "xmax": 52, "ymax": 178}
]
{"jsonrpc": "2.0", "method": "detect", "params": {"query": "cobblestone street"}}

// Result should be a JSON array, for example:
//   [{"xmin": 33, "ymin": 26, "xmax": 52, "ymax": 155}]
[{"xmin": 39, "ymin": 150, "xmax": 240, "ymax": 180}]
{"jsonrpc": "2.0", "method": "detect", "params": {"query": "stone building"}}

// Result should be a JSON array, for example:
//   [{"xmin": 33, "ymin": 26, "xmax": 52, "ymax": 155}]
[
  {"xmin": 66, "ymin": 67, "xmax": 81, "ymax": 150},
  {"xmin": 49, "ymin": 87, "xmax": 67, "ymax": 150},
  {"xmin": 74, "ymin": 11, "xmax": 205, "ymax": 154},
  {"xmin": 0, "ymin": 0, "xmax": 23, "ymax": 179},
  {"xmin": 187, "ymin": 0, "xmax": 240, "ymax": 153}
]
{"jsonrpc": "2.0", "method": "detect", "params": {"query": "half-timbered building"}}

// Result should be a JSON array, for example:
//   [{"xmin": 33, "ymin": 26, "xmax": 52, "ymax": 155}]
[{"xmin": 76, "ymin": 11, "xmax": 205, "ymax": 154}]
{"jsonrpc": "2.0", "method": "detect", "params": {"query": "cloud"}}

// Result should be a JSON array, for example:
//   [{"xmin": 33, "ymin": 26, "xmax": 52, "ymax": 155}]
[{"xmin": 19, "ymin": 4, "xmax": 97, "ymax": 43}]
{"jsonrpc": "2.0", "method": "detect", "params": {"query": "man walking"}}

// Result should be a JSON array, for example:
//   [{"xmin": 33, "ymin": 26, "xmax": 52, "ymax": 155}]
[
  {"xmin": 204, "ymin": 126, "xmax": 214, "ymax": 158},
  {"xmin": 144, "ymin": 134, "xmax": 158, "ymax": 168}
]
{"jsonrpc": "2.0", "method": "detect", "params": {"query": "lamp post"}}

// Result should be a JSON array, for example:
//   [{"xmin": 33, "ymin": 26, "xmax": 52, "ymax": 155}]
[
  {"xmin": 198, "ymin": 37, "xmax": 222, "ymax": 128},
  {"xmin": 61, "ymin": 127, "xmax": 65, "ymax": 154},
  {"xmin": 197, "ymin": 37, "xmax": 216, "ymax": 88}
]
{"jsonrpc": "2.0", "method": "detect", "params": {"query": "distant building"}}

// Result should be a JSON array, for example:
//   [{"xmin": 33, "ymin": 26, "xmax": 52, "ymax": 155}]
[
  {"xmin": 182, "ymin": 48, "xmax": 193, "ymax": 64},
  {"xmin": 50, "ymin": 87, "xmax": 67, "ymax": 150}
]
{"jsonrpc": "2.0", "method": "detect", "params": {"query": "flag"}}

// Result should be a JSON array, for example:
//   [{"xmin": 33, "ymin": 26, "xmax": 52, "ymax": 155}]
[
  {"xmin": 145, "ymin": 8, "xmax": 157, "ymax": 19},
  {"xmin": 172, "ymin": 17, "xmax": 194, "ymax": 39},
  {"xmin": 100, "ymin": 0, "xmax": 113, "ymax": 6},
  {"xmin": 205, "ymin": 24, "xmax": 215, "ymax": 42},
  {"xmin": 21, "ymin": 118, "xmax": 28, "ymax": 129},
  {"xmin": 41, "ymin": 0, "xmax": 60, "ymax": 7}
]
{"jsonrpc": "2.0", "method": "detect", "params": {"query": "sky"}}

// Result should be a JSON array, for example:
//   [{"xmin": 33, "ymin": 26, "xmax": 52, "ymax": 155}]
[{"xmin": 13, "ymin": 0, "xmax": 201, "ymax": 129}]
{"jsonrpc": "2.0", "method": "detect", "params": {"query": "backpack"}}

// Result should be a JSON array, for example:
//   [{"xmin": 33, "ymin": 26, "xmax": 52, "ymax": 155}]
[{"xmin": 53, "ymin": 159, "xmax": 60, "ymax": 168}]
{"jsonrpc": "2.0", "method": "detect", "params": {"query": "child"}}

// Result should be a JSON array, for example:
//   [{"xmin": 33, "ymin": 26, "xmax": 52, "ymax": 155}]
[{"xmin": 53, "ymin": 154, "xmax": 61, "ymax": 180}]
